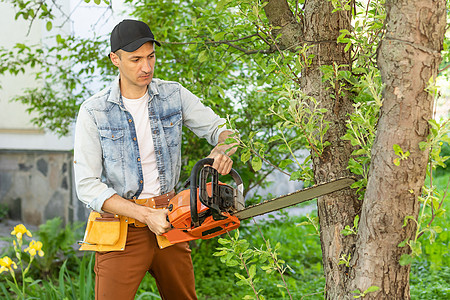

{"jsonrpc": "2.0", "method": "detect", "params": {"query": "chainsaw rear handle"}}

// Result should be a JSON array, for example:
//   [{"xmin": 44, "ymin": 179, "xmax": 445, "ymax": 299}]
[{"xmin": 190, "ymin": 158, "xmax": 243, "ymax": 227}]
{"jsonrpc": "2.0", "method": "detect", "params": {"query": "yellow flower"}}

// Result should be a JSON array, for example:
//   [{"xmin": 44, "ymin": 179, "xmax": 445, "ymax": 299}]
[
  {"xmin": 0, "ymin": 256, "xmax": 17, "ymax": 274},
  {"xmin": 10, "ymin": 224, "xmax": 32, "ymax": 240},
  {"xmin": 24, "ymin": 240, "xmax": 44, "ymax": 257}
]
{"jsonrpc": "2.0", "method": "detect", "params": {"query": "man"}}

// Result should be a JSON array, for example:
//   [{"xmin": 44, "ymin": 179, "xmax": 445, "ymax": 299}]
[{"xmin": 73, "ymin": 19, "xmax": 237, "ymax": 300}]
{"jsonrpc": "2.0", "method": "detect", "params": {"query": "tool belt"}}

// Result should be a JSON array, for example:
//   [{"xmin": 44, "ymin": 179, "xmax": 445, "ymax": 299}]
[
  {"xmin": 79, "ymin": 191, "xmax": 175, "ymax": 252},
  {"xmin": 127, "ymin": 191, "xmax": 175, "ymax": 227}
]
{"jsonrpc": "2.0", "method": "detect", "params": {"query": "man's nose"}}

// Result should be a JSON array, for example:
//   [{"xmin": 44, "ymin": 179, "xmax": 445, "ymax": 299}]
[{"xmin": 141, "ymin": 60, "xmax": 152, "ymax": 73}]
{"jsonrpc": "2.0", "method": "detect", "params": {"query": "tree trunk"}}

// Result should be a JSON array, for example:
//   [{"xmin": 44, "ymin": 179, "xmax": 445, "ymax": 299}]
[
  {"xmin": 301, "ymin": 2, "xmax": 361, "ymax": 299},
  {"xmin": 264, "ymin": 1, "xmax": 359, "ymax": 298},
  {"xmin": 352, "ymin": 0, "xmax": 447, "ymax": 299}
]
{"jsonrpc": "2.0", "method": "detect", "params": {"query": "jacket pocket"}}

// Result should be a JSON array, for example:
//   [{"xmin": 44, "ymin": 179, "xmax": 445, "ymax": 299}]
[
  {"xmin": 161, "ymin": 111, "xmax": 182, "ymax": 147},
  {"xmin": 99, "ymin": 128, "xmax": 124, "ymax": 161}
]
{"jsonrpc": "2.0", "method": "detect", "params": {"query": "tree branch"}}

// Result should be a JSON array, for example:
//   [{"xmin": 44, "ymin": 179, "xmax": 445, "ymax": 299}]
[
  {"xmin": 262, "ymin": 0, "xmax": 303, "ymax": 50},
  {"xmin": 163, "ymin": 35, "xmax": 274, "ymax": 55}
]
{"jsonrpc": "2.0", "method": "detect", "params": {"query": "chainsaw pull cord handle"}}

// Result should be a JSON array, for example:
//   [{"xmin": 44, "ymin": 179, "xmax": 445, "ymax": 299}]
[{"xmin": 190, "ymin": 158, "xmax": 214, "ymax": 227}]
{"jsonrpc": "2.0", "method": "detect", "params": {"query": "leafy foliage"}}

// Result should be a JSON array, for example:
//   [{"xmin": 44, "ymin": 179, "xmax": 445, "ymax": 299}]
[
  {"xmin": 32, "ymin": 218, "xmax": 84, "ymax": 278},
  {"xmin": 398, "ymin": 121, "xmax": 450, "ymax": 266}
]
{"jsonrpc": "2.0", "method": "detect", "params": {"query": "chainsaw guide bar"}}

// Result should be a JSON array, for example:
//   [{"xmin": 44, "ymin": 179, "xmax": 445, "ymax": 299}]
[{"xmin": 233, "ymin": 177, "xmax": 356, "ymax": 221}]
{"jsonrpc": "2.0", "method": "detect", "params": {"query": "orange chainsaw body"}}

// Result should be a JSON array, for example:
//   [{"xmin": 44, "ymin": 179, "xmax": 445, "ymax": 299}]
[{"xmin": 163, "ymin": 182, "xmax": 241, "ymax": 244}]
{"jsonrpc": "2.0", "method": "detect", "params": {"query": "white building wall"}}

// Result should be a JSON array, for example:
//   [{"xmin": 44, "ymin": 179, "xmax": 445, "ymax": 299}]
[
  {"xmin": 0, "ymin": 2, "xmax": 44, "ymax": 132},
  {"xmin": 0, "ymin": 1, "xmax": 73, "ymax": 151}
]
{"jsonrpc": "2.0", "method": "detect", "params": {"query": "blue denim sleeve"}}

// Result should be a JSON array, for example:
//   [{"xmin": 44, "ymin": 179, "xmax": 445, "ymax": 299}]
[{"xmin": 73, "ymin": 105, "xmax": 117, "ymax": 213}]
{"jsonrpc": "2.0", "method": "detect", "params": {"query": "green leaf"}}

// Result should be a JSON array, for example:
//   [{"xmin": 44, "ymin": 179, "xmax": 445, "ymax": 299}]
[
  {"xmin": 224, "ymin": 137, "xmax": 236, "ymax": 144},
  {"xmin": 353, "ymin": 215, "xmax": 359, "ymax": 229},
  {"xmin": 226, "ymin": 260, "xmax": 239, "ymax": 267},
  {"xmin": 251, "ymin": 156, "xmax": 262, "ymax": 171},
  {"xmin": 297, "ymin": 221, "xmax": 310, "ymax": 226},
  {"xmin": 393, "ymin": 158, "xmax": 400, "ymax": 166},
  {"xmin": 341, "ymin": 225, "xmax": 356, "ymax": 236},
  {"xmin": 213, "ymin": 32, "xmax": 226, "ymax": 41},
  {"xmin": 393, "ymin": 144, "xmax": 402, "ymax": 155},
  {"xmin": 46, "ymin": 21, "xmax": 53, "ymax": 31},
  {"xmin": 218, "ymin": 238, "xmax": 230, "ymax": 245},
  {"xmin": 198, "ymin": 50, "xmax": 208, "ymax": 63},
  {"xmin": 397, "ymin": 239, "xmax": 408, "ymax": 248},
  {"xmin": 344, "ymin": 42, "xmax": 352, "ymax": 52},
  {"xmin": 241, "ymin": 150, "xmax": 251, "ymax": 164},
  {"xmin": 94, "ymin": 0, "xmax": 101, "ymax": 4},
  {"xmin": 248, "ymin": 264, "xmax": 256, "ymax": 278},
  {"xmin": 216, "ymin": 0, "xmax": 232, "ymax": 12},
  {"xmin": 399, "ymin": 253, "xmax": 414, "ymax": 266},
  {"xmin": 365, "ymin": 286, "xmax": 380, "ymax": 293},
  {"xmin": 432, "ymin": 226, "xmax": 443, "ymax": 234},
  {"xmin": 419, "ymin": 141, "xmax": 428, "ymax": 151},
  {"xmin": 402, "ymin": 215, "xmax": 415, "ymax": 228},
  {"xmin": 56, "ymin": 34, "xmax": 64, "ymax": 44},
  {"xmin": 234, "ymin": 272, "xmax": 246, "ymax": 281},
  {"xmin": 290, "ymin": 170, "xmax": 302, "ymax": 181},
  {"xmin": 352, "ymin": 149, "xmax": 366, "ymax": 156},
  {"xmin": 410, "ymin": 240, "xmax": 422, "ymax": 255},
  {"xmin": 279, "ymin": 159, "xmax": 293, "ymax": 169},
  {"xmin": 213, "ymin": 250, "xmax": 227, "ymax": 256},
  {"xmin": 268, "ymin": 135, "xmax": 281, "ymax": 143}
]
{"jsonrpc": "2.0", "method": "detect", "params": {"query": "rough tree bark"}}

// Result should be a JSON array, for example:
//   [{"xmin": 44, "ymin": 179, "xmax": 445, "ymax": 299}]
[
  {"xmin": 264, "ymin": 1, "xmax": 360, "ymax": 299},
  {"xmin": 352, "ymin": 0, "xmax": 447, "ymax": 299},
  {"xmin": 300, "ymin": 2, "xmax": 361, "ymax": 299}
]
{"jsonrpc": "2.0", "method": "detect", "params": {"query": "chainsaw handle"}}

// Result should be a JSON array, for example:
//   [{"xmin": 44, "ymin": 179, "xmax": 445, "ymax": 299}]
[
  {"xmin": 190, "ymin": 158, "xmax": 243, "ymax": 227},
  {"xmin": 190, "ymin": 158, "xmax": 214, "ymax": 227}
]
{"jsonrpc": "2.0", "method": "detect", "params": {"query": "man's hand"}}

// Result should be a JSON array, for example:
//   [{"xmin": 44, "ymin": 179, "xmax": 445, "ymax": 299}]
[
  {"xmin": 208, "ymin": 130, "xmax": 239, "ymax": 175},
  {"xmin": 141, "ymin": 207, "xmax": 172, "ymax": 236},
  {"xmin": 102, "ymin": 194, "xmax": 172, "ymax": 236},
  {"xmin": 208, "ymin": 148, "xmax": 233, "ymax": 175}
]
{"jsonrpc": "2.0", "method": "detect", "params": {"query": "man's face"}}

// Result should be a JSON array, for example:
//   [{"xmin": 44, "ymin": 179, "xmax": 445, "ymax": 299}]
[{"xmin": 110, "ymin": 42, "xmax": 156, "ymax": 91}]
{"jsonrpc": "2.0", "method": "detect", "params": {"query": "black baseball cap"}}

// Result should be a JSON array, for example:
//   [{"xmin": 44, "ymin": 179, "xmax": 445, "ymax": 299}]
[{"xmin": 110, "ymin": 19, "xmax": 161, "ymax": 53}]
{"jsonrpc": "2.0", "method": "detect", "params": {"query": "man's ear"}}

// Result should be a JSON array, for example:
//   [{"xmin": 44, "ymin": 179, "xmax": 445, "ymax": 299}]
[{"xmin": 110, "ymin": 52, "xmax": 120, "ymax": 67}]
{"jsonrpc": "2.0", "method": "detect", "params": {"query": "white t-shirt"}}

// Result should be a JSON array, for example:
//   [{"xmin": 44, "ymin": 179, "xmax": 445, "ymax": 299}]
[{"xmin": 122, "ymin": 93, "xmax": 161, "ymax": 198}]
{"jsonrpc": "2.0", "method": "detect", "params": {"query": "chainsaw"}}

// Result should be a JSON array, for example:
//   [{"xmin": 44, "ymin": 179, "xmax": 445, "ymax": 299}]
[{"xmin": 161, "ymin": 158, "xmax": 355, "ymax": 246}]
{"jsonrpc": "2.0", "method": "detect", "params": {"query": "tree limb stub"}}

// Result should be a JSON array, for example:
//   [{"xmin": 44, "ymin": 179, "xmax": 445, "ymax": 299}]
[{"xmin": 263, "ymin": 0, "xmax": 303, "ymax": 50}]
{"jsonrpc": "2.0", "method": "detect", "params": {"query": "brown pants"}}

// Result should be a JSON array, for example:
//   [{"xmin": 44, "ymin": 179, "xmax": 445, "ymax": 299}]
[{"xmin": 94, "ymin": 225, "xmax": 197, "ymax": 300}]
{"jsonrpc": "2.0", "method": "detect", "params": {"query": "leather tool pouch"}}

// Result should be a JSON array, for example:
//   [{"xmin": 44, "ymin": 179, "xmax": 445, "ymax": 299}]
[{"xmin": 79, "ymin": 211, "xmax": 128, "ymax": 252}]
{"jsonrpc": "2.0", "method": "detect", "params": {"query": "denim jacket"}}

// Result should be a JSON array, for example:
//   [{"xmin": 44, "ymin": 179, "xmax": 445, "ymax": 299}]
[{"xmin": 73, "ymin": 76, "xmax": 227, "ymax": 212}]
